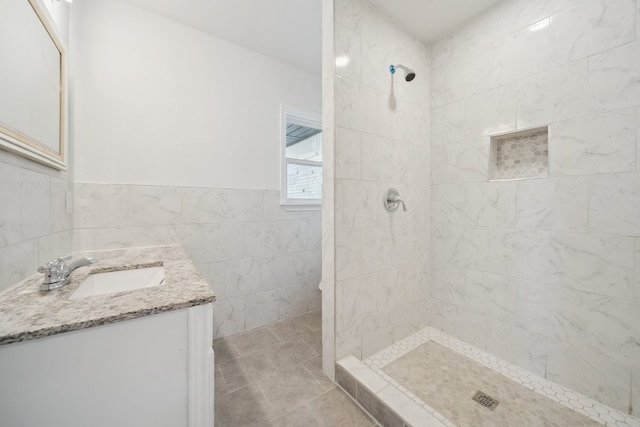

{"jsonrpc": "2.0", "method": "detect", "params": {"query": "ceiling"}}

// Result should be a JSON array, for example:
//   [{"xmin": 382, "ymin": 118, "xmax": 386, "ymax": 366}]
[
  {"xmin": 123, "ymin": 0, "xmax": 501, "ymax": 75},
  {"xmin": 369, "ymin": 0, "xmax": 502, "ymax": 43}
]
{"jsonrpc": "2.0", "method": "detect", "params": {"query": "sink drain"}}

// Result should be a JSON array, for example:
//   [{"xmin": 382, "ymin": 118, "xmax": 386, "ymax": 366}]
[{"xmin": 472, "ymin": 391, "xmax": 499, "ymax": 410}]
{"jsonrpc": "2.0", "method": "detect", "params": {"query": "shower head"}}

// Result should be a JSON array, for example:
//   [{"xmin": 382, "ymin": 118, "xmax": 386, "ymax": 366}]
[{"xmin": 389, "ymin": 64, "xmax": 416, "ymax": 82}]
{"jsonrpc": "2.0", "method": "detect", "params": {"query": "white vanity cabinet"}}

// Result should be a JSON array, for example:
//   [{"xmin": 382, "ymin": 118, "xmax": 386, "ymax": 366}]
[{"xmin": 0, "ymin": 303, "xmax": 214, "ymax": 427}]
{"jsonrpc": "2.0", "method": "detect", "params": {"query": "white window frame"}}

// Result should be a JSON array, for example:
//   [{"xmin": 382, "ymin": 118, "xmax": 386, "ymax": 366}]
[{"xmin": 280, "ymin": 104, "xmax": 322, "ymax": 209}]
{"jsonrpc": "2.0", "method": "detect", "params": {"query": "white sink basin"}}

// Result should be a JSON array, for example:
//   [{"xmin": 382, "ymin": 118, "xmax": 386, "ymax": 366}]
[{"xmin": 70, "ymin": 266, "xmax": 165, "ymax": 299}]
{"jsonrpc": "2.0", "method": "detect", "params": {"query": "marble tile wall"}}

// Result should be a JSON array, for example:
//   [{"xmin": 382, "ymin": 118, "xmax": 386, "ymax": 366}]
[
  {"xmin": 330, "ymin": 0, "xmax": 430, "ymax": 363},
  {"xmin": 429, "ymin": 0, "xmax": 640, "ymax": 415},
  {"xmin": 321, "ymin": 0, "xmax": 337, "ymax": 380},
  {"xmin": 0, "ymin": 150, "xmax": 73, "ymax": 293},
  {"xmin": 72, "ymin": 183, "xmax": 321, "ymax": 339}
]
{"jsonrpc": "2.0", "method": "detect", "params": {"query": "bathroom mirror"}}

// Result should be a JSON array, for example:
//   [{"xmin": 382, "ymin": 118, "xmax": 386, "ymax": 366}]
[{"xmin": 0, "ymin": 0, "xmax": 66, "ymax": 170}]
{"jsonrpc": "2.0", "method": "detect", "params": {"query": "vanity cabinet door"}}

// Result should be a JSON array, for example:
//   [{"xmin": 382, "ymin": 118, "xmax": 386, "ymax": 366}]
[{"xmin": 0, "ymin": 305, "xmax": 213, "ymax": 427}]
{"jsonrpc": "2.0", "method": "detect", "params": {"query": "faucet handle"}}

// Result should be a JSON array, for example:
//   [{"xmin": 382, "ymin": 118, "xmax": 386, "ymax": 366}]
[
  {"xmin": 38, "ymin": 255, "xmax": 70, "ymax": 272},
  {"xmin": 384, "ymin": 188, "xmax": 408, "ymax": 212},
  {"xmin": 38, "ymin": 255, "xmax": 72, "ymax": 283},
  {"xmin": 38, "ymin": 259, "xmax": 57, "ymax": 273},
  {"xmin": 56, "ymin": 255, "xmax": 72, "ymax": 268}
]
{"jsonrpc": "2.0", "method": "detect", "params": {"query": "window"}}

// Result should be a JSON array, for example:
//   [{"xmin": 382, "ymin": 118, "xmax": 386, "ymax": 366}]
[{"xmin": 281, "ymin": 105, "xmax": 322, "ymax": 208}]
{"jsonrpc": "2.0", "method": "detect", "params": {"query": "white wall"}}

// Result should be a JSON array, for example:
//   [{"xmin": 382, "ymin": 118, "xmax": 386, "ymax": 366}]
[
  {"xmin": 71, "ymin": 0, "xmax": 321, "ymax": 190},
  {"xmin": 41, "ymin": 0, "xmax": 70, "ymax": 45},
  {"xmin": 429, "ymin": 0, "xmax": 640, "ymax": 415}
]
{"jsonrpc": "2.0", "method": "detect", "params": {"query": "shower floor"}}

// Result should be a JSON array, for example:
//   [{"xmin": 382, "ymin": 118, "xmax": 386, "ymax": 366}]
[
  {"xmin": 382, "ymin": 341, "xmax": 598, "ymax": 426},
  {"xmin": 337, "ymin": 327, "xmax": 640, "ymax": 427}
]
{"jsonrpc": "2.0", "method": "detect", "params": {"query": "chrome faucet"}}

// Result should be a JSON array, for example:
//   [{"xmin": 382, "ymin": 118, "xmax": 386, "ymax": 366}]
[
  {"xmin": 384, "ymin": 188, "xmax": 407, "ymax": 212},
  {"xmin": 38, "ymin": 256, "xmax": 98, "ymax": 291}
]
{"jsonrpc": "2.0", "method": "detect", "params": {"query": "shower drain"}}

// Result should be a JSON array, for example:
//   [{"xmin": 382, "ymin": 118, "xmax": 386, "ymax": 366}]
[{"xmin": 472, "ymin": 391, "xmax": 499, "ymax": 410}]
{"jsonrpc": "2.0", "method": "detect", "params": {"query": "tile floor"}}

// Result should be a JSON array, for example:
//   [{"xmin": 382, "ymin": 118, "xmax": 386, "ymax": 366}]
[{"xmin": 214, "ymin": 309, "xmax": 376, "ymax": 426}]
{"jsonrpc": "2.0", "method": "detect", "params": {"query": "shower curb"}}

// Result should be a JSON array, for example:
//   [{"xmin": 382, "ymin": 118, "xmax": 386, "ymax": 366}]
[{"xmin": 336, "ymin": 356, "xmax": 445, "ymax": 427}]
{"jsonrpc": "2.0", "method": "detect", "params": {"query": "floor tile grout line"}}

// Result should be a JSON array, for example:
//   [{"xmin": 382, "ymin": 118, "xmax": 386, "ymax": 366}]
[
  {"xmin": 217, "ymin": 358, "xmax": 331, "ymax": 407},
  {"xmin": 300, "ymin": 315, "xmax": 322, "ymax": 331},
  {"xmin": 297, "ymin": 334, "xmax": 321, "ymax": 354},
  {"xmin": 257, "ymin": 363, "xmax": 334, "ymax": 424},
  {"xmin": 221, "ymin": 308, "xmax": 321, "ymax": 344},
  {"xmin": 300, "ymin": 360, "xmax": 334, "ymax": 391},
  {"xmin": 215, "ymin": 364, "xmax": 229, "ymax": 390},
  {"xmin": 216, "ymin": 335, "xmax": 375, "ymax": 422},
  {"xmin": 266, "ymin": 316, "xmax": 317, "ymax": 335},
  {"xmin": 217, "ymin": 332, "xmax": 319, "ymax": 366},
  {"xmin": 301, "ymin": 400, "xmax": 327, "ymax": 427},
  {"xmin": 216, "ymin": 348, "xmax": 324, "ymax": 399},
  {"xmin": 217, "ymin": 310, "xmax": 369, "ymax": 426}
]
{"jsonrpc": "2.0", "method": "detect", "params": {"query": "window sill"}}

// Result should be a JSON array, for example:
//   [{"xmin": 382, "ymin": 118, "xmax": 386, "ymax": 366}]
[{"xmin": 281, "ymin": 203, "xmax": 322, "ymax": 212}]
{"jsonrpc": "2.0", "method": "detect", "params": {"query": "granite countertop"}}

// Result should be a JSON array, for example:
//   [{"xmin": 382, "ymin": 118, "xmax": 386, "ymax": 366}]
[{"xmin": 0, "ymin": 245, "xmax": 215, "ymax": 346}]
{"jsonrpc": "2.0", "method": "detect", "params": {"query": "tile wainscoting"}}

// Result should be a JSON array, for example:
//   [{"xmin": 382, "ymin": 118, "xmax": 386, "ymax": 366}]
[
  {"xmin": 73, "ymin": 183, "xmax": 321, "ymax": 339},
  {"xmin": 0, "ymin": 151, "xmax": 72, "ymax": 293}
]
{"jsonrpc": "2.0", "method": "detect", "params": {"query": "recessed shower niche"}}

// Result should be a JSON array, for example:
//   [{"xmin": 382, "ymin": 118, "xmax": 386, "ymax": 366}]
[{"xmin": 489, "ymin": 127, "xmax": 548, "ymax": 181}]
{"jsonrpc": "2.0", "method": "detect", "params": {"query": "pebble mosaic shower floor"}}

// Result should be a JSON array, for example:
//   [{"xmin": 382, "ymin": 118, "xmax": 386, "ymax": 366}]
[{"xmin": 362, "ymin": 327, "xmax": 640, "ymax": 427}]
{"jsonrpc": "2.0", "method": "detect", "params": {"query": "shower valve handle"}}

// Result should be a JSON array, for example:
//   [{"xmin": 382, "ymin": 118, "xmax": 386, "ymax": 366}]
[
  {"xmin": 394, "ymin": 197, "xmax": 407, "ymax": 212},
  {"xmin": 384, "ymin": 188, "xmax": 407, "ymax": 212}
]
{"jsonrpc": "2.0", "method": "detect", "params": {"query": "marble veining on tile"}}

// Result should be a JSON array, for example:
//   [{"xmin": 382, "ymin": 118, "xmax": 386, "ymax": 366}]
[
  {"xmin": 71, "ymin": 182, "xmax": 322, "ymax": 340},
  {"xmin": 0, "ymin": 245, "xmax": 215, "ymax": 346},
  {"xmin": 363, "ymin": 327, "xmax": 640, "ymax": 427}
]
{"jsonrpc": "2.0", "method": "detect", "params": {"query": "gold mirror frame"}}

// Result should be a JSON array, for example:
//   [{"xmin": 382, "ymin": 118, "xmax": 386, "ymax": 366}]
[{"xmin": 0, "ymin": 0, "xmax": 66, "ymax": 170}]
